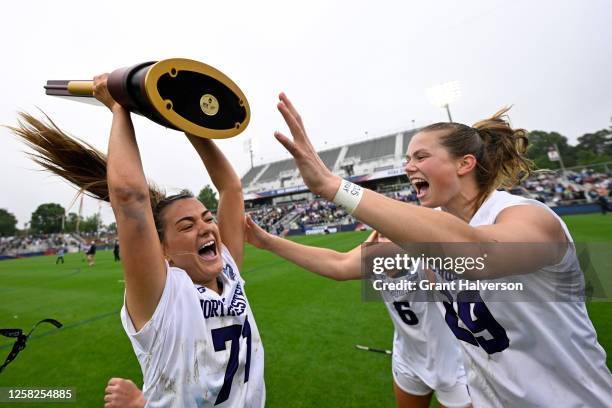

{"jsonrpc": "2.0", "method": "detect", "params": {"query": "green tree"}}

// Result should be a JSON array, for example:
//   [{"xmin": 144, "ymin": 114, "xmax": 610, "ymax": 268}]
[
  {"xmin": 80, "ymin": 214, "xmax": 101, "ymax": 233},
  {"xmin": 0, "ymin": 208, "xmax": 18, "ymax": 236},
  {"xmin": 30, "ymin": 203, "xmax": 65, "ymax": 234},
  {"xmin": 63, "ymin": 212, "xmax": 79, "ymax": 233},
  {"xmin": 576, "ymin": 129, "xmax": 612, "ymax": 157},
  {"xmin": 527, "ymin": 130, "xmax": 577, "ymax": 170},
  {"xmin": 197, "ymin": 185, "xmax": 218, "ymax": 210},
  {"xmin": 575, "ymin": 149, "xmax": 612, "ymax": 166}
]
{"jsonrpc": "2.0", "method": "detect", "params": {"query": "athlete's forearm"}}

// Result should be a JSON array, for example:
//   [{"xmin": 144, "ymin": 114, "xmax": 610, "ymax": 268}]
[
  {"xmin": 264, "ymin": 235, "xmax": 360, "ymax": 281},
  {"xmin": 349, "ymin": 191, "xmax": 562, "ymax": 279},
  {"xmin": 187, "ymin": 135, "xmax": 242, "ymax": 193},
  {"xmin": 186, "ymin": 134, "xmax": 245, "ymax": 265},
  {"xmin": 106, "ymin": 107, "xmax": 166, "ymax": 330},
  {"xmin": 107, "ymin": 108, "xmax": 150, "ymax": 202},
  {"xmin": 348, "ymin": 189, "xmax": 483, "ymax": 244}
]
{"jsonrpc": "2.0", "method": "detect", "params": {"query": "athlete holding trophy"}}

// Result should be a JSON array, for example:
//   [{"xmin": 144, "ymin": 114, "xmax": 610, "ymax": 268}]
[{"xmin": 11, "ymin": 60, "xmax": 265, "ymax": 407}]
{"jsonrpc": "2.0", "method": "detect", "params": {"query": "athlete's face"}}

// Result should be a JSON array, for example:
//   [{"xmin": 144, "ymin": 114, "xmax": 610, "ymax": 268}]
[
  {"xmin": 405, "ymin": 130, "xmax": 463, "ymax": 208},
  {"xmin": 161, "ymin": 198, "xmax": 223, "ymax": 285}
]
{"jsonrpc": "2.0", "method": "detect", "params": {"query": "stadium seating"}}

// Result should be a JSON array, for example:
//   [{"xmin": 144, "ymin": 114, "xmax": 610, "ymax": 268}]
[{"xmin": 0, "ymin": 233, "xmax": 113, "ymax": 258}]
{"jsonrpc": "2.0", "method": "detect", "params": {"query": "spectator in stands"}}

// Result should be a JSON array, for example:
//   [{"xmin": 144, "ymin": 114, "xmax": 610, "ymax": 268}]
[
  {"xmin": 246, "ymin": 203, "xmax": 296, "ymax": 235},
  {"xmin": 275, "ymin": 225, "xmax": 284, "ymax": 236}
]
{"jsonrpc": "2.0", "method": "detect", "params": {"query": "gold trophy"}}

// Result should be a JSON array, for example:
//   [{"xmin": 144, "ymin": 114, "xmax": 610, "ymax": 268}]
[{"xmin": 44, "ymin": 58, "xmax": 249, "ymax": 139}]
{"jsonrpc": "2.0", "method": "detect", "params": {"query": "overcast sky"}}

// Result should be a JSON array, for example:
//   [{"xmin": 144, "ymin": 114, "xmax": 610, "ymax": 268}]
[{"xmin": 1, "ymin": 0, "xmax": 610, "ymax": 227}]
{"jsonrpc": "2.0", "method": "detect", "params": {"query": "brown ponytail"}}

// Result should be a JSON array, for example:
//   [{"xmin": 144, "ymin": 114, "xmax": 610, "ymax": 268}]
[
  {"xmin": 7, "ymin": 112, "xmax": 193, "ymax": 241},
  {"xmin": 421, "ymin": 107, "xmax": 533, "ymax": 208},
  {"xmin": 8, "ymin": 112, "xmax": 111, "ymax": 201}
]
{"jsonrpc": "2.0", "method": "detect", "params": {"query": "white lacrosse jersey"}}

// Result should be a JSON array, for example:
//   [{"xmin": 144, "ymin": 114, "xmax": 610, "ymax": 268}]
[
  {"xmin": 433, "ymin": 190, "xmax": 612, "ymax": 407},
  {"xmin": 384, "ymin": 296, "xmax": 466, "ymax": 391},
  {"xmin": 120, "ymin": 245, "xmax": 265, "ymax": 408},
  {"xmin": 374, "ymin": 232, "xmax": 466, "ymax": 392}
]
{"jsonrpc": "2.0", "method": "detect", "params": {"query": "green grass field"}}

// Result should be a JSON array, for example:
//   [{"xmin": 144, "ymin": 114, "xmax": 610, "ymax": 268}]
[{"xmin": 0, "ymin": 214, "xmax": 610, "ymax": 407}]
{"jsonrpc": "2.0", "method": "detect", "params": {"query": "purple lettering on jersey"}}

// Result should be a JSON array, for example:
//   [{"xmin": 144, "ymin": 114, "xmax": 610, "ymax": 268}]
[
  {"xmin": 228, "ymin": 283, "xmax": 247, "ymax": 316},
  {"xmin": 441, "ymin": 289, "xmax": 510, "ymax": 354},
  {"xmin": 223, "ymin": 264, "xmax": 236, "ymax": 280},
  {"xmin": 200, "ymin": 299, "xmax": 227, "ymax": 319}
]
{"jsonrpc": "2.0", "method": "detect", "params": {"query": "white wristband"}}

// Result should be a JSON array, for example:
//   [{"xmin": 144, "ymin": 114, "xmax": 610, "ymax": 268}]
[{"xmin": 333, "ymin": 179, "xmax": 364, "ymax": 214}]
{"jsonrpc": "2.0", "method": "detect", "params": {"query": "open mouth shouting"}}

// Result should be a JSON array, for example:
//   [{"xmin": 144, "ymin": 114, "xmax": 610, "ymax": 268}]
[
  {"xmin": 197, "ymin": 239, "xmax": 218, "ymax": 261},
  {"xmin": 410, "ymin": 177, "xmax": 430, "ymax": 199}
]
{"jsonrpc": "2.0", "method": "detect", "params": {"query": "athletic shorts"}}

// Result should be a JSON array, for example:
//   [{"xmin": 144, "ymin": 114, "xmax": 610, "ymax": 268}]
[{"xmin": 392, "ymin": 357, "xmax": 471, "ymax": 408}]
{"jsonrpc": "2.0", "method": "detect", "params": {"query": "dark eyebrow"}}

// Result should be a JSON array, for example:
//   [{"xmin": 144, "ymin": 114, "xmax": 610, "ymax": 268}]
[
  {"xmin": 406, "ymin": 149, "xmax": 427, "ymax": 160},
  {"xmin": 175, "ymin": 210, "xmax": 211, "ymax": 226},
  {"xmin": 175, "ymin": 216, "xmax": 195, "ymax": 226}
]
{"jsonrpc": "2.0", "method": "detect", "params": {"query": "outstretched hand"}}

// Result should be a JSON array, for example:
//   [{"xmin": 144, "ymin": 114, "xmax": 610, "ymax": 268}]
[
  {"xmin": 275, "ymin": 93, "xmax": 341, "ymax": 200},
  {"xmin": 244, "ymin": 215, "xmax": 273, "ymax": 250},
  {"xmin": 93, "ymin": 74, "xmax": 123, "ymax": 113}
]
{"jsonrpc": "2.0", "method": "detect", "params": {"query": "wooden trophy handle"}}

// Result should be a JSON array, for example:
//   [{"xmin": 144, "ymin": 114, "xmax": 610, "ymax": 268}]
[{"xmin": 44, "ymin": 80, "xmax": 94, "ymax": 97}]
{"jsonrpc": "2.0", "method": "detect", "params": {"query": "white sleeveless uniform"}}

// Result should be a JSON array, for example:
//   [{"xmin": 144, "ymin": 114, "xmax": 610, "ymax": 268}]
[
  {"xmin": 433, "ymin": 191, "xmax": 612, "ymax": 407},
  {"xmin": 374, "ymin": 228, "xmax": 470, "ymax": 406},
  {"xmin": 383, "ymin": 294, "xmax": 471, "ymax": 407},
  {"xmin": 120, "ymin": 245, "xmax": 265, "ymax": 408}
]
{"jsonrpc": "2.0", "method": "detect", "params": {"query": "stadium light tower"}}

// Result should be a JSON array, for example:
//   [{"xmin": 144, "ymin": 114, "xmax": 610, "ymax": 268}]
[
  {"xmin": 427, "ymin": 81, "xmax": 461, "ymax": 122},
  {"xmin": 243, "ymin": 138, "xmax": 254, "ymax": 169},
  {"xmin": 547, "ymin": 144, "xmax": 567, "ymax": 180}
]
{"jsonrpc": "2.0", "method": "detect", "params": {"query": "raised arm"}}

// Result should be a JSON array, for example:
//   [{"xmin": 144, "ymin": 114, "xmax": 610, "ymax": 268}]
[
  {"xmin": 245, "ymin": 216, "xmax": 367, "ymax": 280},
  {"xmin": 186, "ymin": 135, "xmax": 245, "ymax": 267},
  {"xmin": 274, "ymin": 93, "xmax": 566, "ymax": 278},
  {"xmin": 272, "ymin": 93, "xmax": 480, "ymax": 244},
  {"xmin": 93, "ymin": 75, "xmax": 166, "ymax": 331}
]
